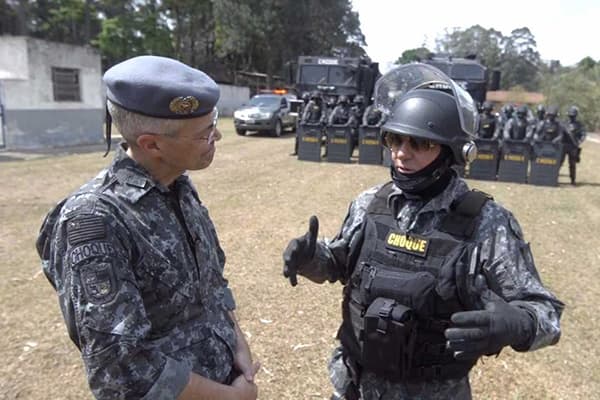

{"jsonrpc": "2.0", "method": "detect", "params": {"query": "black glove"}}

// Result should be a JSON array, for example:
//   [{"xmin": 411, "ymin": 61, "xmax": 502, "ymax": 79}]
[
  {"xmin": 283, "ymin": 216, "xmax": 319, "ymax": 286},
  {"xmin": 445, "ymin": 275, "xmax": 535, "ymax": 360}
]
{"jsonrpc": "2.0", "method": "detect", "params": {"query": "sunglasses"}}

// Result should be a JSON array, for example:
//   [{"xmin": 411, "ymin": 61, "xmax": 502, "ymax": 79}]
[{"xmin": 382, "ymin": 132, "xmax": 437, "ymax": 152}]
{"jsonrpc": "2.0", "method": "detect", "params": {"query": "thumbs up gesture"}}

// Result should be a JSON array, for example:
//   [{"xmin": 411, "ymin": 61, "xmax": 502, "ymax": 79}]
[{"xmin": 282, "ymin": 216, "xmax": 319, "ymax": 286}]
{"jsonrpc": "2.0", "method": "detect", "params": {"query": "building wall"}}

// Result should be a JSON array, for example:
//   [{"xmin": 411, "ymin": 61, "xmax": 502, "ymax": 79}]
[
  {"xmin": 0, "ymin": 37, "xmax": 103, "ymax": 149},
  {"xmin": 217, "ymin": 84, "xmax": 250, "ymax": 117}
]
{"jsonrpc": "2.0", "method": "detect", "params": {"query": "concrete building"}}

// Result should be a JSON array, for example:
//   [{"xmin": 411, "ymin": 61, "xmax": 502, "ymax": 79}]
[{"xmin": 0, "ymin": 36, "xmax": 103, "ymax": 150}]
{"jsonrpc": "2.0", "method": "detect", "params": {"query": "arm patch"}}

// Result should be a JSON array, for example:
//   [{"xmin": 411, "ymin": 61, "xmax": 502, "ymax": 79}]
[
  {"xmin": 80, "ymin": 262, "xmax": 118, "ymax": 305},
  {"xmin": 67, "ymin": 215, "xmax": 106, "ymax": 246}
]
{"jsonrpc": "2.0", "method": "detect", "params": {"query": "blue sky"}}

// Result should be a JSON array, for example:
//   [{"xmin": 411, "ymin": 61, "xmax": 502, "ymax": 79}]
[{"xmin": 351, "ymin": 0, "xmax": 600, "ymax": 70}]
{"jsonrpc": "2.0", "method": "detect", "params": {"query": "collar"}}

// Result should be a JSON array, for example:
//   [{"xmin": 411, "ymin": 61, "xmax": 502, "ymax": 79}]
[
  {"xmin": 386, "ymin": 171, "xmax": 469, "ymax": 216},
  {"xmin": 109, "ymin": 142, "xmax": 190, "ymax": 200}
]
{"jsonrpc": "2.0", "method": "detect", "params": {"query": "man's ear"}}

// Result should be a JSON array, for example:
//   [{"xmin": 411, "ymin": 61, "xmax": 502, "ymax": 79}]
[{"xmin": 136, "ymin": 133, "xmax": 162, "ymax": 155}]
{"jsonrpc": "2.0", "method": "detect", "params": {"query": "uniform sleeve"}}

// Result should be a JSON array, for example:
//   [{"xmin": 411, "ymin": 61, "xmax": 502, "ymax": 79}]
[
  {"xmin": 476, "ymin": 205, "xmax": 564, "ymax": 351},
  {"xmin": 52, "ymin": 196, "xmax": 191, "ymax": 399},
  {"xmin": 298, "ymin": 187, "xmax": 379, "ymax": 285}
]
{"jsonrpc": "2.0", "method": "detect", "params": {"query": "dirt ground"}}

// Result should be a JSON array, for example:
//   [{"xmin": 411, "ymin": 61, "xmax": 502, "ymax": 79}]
[{"xmin": 1, "ymin": 120, "xmax": 599, "ymax": 399}]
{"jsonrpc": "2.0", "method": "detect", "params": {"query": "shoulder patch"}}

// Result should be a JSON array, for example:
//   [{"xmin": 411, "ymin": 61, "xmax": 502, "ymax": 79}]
[
  {"xmin": 80, "ymin": 263, "xmax": 118, "ymax": 304},
  {"xmin": 69, "ymin": 242, "xmax": 116, "ymax": 266},
  {"xmin": 67, "ymin": 215, "xmax": 106, "ymax": 246}
]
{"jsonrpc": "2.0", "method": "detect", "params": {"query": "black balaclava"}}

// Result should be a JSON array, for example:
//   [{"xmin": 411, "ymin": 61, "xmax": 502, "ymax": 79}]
[{"xmin": 390, "ymin": 145, "xmax": 454, "ymax": 198}]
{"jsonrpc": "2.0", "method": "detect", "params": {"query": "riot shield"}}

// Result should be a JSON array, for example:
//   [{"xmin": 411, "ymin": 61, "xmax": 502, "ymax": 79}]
[
  {"xmin": 326, "ymin": 125, "xmax": 353, "ymax": 163},
  {"xmin": 497, "ymin": 140, "xmax": 531, "ymax": 183},
  {"xmin": 297, "ymin": 123, "xmax": 323, "ymax": 162},
  {"xmin": 529, "ymin": 141, "xmax": 563, "ymax": 186},
  {"xmin": 468, "ymin": 138, "xmax": 500, "ymax": 180},
  {"xmin": 358, "ymin": 126, "xmax": 383, "ymax": 165}
]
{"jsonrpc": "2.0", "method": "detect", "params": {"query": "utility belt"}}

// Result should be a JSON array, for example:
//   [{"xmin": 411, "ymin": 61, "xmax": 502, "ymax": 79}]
[{"xmin": 340, "ymin": 261, "xmax": 475, "ymax": 382}]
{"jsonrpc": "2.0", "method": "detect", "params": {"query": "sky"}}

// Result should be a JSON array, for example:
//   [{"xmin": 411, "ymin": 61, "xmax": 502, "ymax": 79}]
[{"xmin": 351, "ymin": 0, "xmax": 600, "ymax": 71}]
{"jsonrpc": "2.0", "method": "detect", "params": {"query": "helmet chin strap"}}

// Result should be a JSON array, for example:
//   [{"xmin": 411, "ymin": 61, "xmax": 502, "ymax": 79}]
[{"xmin": 390, "ymin": 146, "xmax": 454, "ymax": 197}]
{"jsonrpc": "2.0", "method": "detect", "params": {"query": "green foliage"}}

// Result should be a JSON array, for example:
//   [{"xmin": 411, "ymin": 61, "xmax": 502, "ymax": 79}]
[
  {"xmin": 542, "ymin": 62, "xmax": 600, "ymax": 131},
  {"xmin": 395, "ymin": 47, "xmax": 432, "ymax": 64}
]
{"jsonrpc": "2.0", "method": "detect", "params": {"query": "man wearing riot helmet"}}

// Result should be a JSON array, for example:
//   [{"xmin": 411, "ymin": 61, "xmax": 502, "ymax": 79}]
[
  {"xmin": 503, "ymin": 105, "xmax": 533, "ymax": 141},
  {"xmin": 282, "ymin": 64, "xmax": 563, "ymax": 400},
  {"xmin": 534, "ymin": 105, "xmax": 564, "ymax": 144},
  {"xmin": 328, "ymin": 95, "xmax": 353, "ymax": 126},
  {"xmin": 561, "ymin": 106, "xmax": 586, "ymax": 185},
  {"xmin": 536, "ymin": 104, "xmax": 546, "ymax": 123},
  {"xmin": 301, "ymin": 90, "xmax": 327, "ymax": 125},
  {"xmin": 476, "ymin": 101, "xmax": 500, "ymax": 139}
]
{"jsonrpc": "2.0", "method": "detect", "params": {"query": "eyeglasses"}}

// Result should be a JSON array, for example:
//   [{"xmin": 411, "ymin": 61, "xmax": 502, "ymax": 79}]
[
  {"xmin": 382, "ymin": 132, "xmax": 437, "ymax": 152},
  {"xmin": 198, "ymin": 107, "xmax": 219, "ymax": 142}
]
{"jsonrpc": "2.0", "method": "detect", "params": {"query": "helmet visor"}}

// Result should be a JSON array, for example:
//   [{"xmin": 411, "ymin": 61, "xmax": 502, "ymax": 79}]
[{"xmin": 374, "ymin": 63, "xmax": 478, "ymax": 136}]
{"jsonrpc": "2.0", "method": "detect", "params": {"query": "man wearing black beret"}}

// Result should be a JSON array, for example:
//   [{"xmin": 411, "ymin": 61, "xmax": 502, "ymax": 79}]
[{"xmin": 37, "ymin": 56, "xmax": 259, "ymax": 399}]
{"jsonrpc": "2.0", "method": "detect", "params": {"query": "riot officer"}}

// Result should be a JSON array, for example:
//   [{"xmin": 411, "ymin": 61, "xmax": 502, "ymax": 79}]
[
  {"xmin": 328, "ymin": 95, "xmax": 352, "ymax": 126},
  {"xmin": 561, "ymin": 106, "xmax": 586, "ymax": 185},
  {"xmin": 534, "ymin": 105, "xmax": 563, "ymax": 144},
  {"xmin": 498, "ymin": 103, "xmax": 514, "ymax": 133},
  {"xmin": 283, "ymin": 63, "xmax": 563, "ymax": 400},
  {"xmin": 291, "ymin": 92, "xmax": 314, "ymax": 156},
  {"xmin": 503, "ymin": 105, "xmax": 532, "ymax": 141},
  {"xmin": 476, "ymin": 101, "xmax": 500, "ymax": 139},
  {"xmin": 362, "ymin": 101, "xmax": 384, "ymax": 127},
  {"xmin": 301, "ymin": 90, "xmax": 326, "ymax": 125},
  {"xmin": 350, "ymin": 95, "xmax": 366, "ymax": 128},
  {"xmin": 536, "ymin": 104, "xmax": 546, "ymax": 123}
]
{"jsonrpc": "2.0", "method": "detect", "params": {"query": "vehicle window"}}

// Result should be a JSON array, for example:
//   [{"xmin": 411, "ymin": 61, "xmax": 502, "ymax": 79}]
[
  {"xmin": 300, "ymin": 65, "xmax": 329, "ymax": 84},
  {"xmin": 328, "ymin": 66, "xmax": 356, "ymax": 86},
  {"xmin": 248, "ymin": 96, "xmax": 280, "ymax": 107},
  {"xmin": 450, "ymin": 64, "xmax": 485, "ymax": 80}
]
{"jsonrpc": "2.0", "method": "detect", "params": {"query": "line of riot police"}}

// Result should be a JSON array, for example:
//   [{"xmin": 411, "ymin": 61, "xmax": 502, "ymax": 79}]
[
  {"xmin": 294, "ymin": 90, "xmax": 385, "ymax": 164},
  {"xmin": 471, "ymin": 102, "xmax": 586, "ymax": 186}
]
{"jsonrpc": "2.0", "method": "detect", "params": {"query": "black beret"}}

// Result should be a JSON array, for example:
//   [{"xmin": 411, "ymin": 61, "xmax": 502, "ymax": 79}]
[{"xmin": 103, "ymin": 55, "xmax": 219, "ymax": 119}]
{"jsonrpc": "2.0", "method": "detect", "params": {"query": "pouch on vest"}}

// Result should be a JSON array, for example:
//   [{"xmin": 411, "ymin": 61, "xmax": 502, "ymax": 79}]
[
  {"xmin": 362, "ymin": 297, "xmax": 416, "ymax": 377},
  {"xmin": 359, "ymin": 262, "xmax": 437, "ymax": 316}
]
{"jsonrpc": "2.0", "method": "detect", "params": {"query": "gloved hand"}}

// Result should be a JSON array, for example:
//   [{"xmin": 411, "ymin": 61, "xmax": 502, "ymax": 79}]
[
  {"xmin": 445, "ymin": 275, "xmax": 535, "ymax": 360},
  {"xmin": 283, "ymin": 216, "xmax": 319, "ymax": 286}
]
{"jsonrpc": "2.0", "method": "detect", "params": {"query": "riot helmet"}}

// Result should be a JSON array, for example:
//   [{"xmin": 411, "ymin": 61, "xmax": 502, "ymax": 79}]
[
  {"xmin": 301, "ymin": 91, "xmax": 310, "ymax": 103},
  {"xmin": 536, "ymin": 104, "xmax": 546, "ymax": 119},
  {"xmin": 546, "ymin": 105, "xmax": 559, "ymax": 120},
  {"xmin": 375, "ymin": 63, "xmax": 478, "ymax": 167},
  {"xmin": 310, "ymin": 90, "xmax": 322, "ymax": 101},
  {"xmin": 353, "ymin": 95, "xmax": 365, "ymax": 105},
  {"xmin": 568, "ymin": 106, "xmax": 579, "ymax": 118},
  {"xmin": 482, "ymin": 101, "xmax": 493, "ymax": 113},
  {"xmin": 502, "ymin": 103, "xmax": 514, "ymax": 117},
  {"xmin": 516, "ymin": 105, "xmax": 528, "ymax": 118},
  {"xmin": 337, "ymin": 95, "xmax": 349, "ymax": 105}
]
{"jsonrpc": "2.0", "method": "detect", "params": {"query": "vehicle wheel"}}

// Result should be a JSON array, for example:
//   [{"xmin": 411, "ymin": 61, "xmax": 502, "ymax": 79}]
[
  {"xmin": 272, "ymin": 120, "xmax": 282, "ymax": 137},
  {"xmin": 236, "ymin": 128, "xmax": 246, "ymax": 136}
]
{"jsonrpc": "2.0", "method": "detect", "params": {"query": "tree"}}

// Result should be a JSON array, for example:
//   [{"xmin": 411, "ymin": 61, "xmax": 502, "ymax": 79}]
[
  {"xmin": 435, "ymin": 25, "xmax": 503, "ymax": 70},
  {"xmin": 499, "ymin": 27, "xmax": 542, "ymax": 91},
  {"xmin": 395, "ymin": 47, "xmax": 433, "ymax": 64}
]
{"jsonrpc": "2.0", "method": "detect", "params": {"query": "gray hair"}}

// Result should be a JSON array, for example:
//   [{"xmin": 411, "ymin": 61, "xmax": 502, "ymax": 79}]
[{"xmin": 107, "ymin": 100, "xmax": 186, "ymax": 142}]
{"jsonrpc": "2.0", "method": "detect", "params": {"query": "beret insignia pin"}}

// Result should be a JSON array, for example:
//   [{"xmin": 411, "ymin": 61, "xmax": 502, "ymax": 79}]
[{"xmin": 169, "ymin": 96, "xmax": 200, "ymax": 115}]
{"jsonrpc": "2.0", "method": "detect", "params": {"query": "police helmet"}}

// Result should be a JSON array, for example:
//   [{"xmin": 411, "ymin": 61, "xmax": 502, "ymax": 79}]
[
  {"xmin": 516, "ymin": 105, "xmax": 528, "ymax": 117},
  {"xmin": 301, "ymin": 92, "xmax": 311, "ymax": 102},
  {"xmin": 568, "ymin": 106, "xmax": 579, "ymax": 117},
  {"xmin": 375, "ymin": 64, "xmax": 478, "ymax": 166},
  {"xmin": 546, "ymin": 105, "xmax": 559, "ymax": 117},
  {"xmin": 337, "ymin": 95, "xmax": 349, "ymax": 105},
  {"xmin": 503, "ymin": 103, "xmax": 514, "ymax": 115},
  {"xmin": 482, "ymin": 101, "xmax": 493, "ymax": 112},
  {"xmin": 536, "ymin": 104, "xmax": 545, "ymax": 113},
  {"xmin": 353, "ymin": 95, "xmax": 365, "ymax": 105},
  {"xmin": 310, "ymin": 90, "xmax": 322, "ymax": 100}
]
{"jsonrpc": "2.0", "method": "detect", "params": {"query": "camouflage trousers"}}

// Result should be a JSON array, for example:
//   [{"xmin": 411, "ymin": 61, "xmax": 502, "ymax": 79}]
[{"xmin": 328, "ymin": 346, "xmax": 472, "ymax": 400}]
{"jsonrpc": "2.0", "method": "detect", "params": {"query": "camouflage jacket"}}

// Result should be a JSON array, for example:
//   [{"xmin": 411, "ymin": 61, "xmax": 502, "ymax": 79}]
[
  {"xmin": 300, "ymin": 173, "xmax": 564, "ymax": 399},
  {"xmin": 37, "ymin": 145, "xmax": 237, "ymax": 399}
]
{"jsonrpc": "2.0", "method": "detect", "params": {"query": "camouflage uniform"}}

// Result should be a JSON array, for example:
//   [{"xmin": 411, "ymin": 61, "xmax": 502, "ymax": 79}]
[
  {"xmin": 37, "ymin": 144, "xmax": 237, "ymax": 399},
  {"xmin": 300, "ymin": 173, "xmax": 563, "ymax": 400}
]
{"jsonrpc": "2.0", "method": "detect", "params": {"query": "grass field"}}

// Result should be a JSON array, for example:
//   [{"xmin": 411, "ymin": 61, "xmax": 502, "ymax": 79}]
[{"xmin": 1, "ymin": 119, "xmax": 599, "ymax": 399}]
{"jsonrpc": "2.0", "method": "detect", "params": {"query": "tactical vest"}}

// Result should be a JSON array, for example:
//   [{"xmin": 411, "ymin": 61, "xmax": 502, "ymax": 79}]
[
  {"xmin": 338, "ymin": 182, "xmax": 490, "ymax": 382},
  {"xmin": 478, "ymin": 114, "xmax": 496, "ymax": 138},
  {"xmin": 540, "ymin": 120, "xmax": 560, "ymax": 141},
  {"xmin": 511, "ymin": 118, "xmax": 528, "ymax": 140}
]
